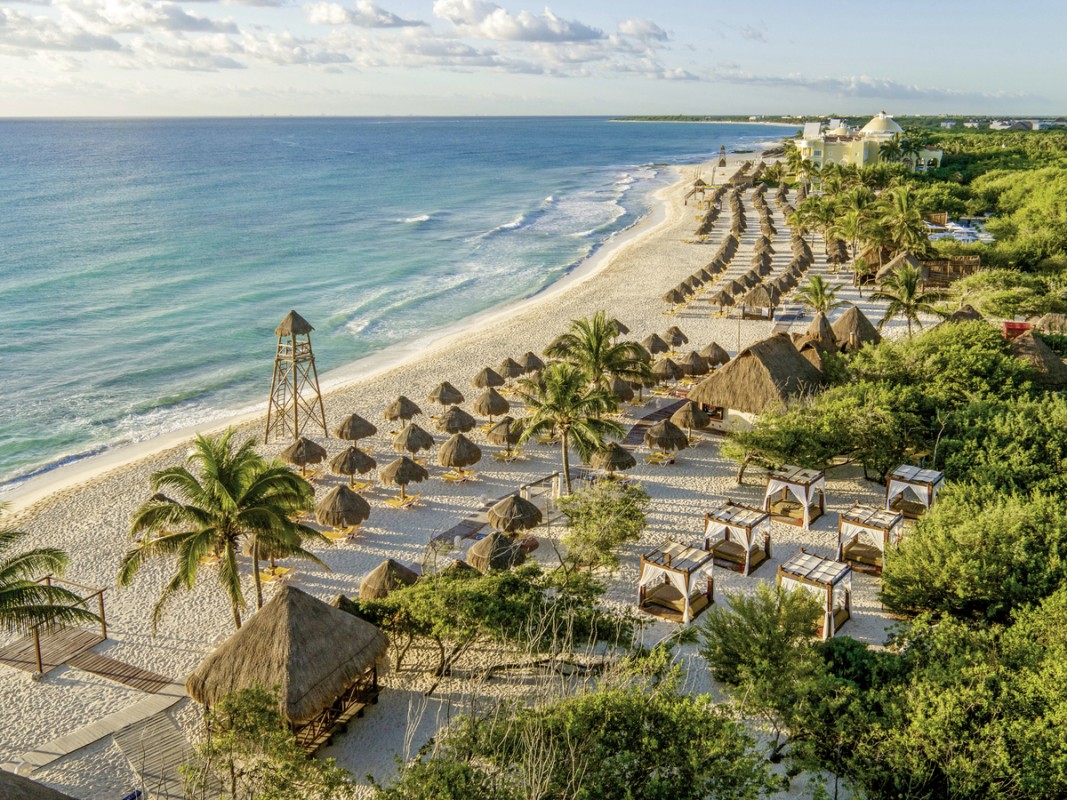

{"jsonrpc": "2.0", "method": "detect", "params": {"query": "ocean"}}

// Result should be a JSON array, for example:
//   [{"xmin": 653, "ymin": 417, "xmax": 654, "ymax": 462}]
[{"xmin": 0, "ymin": 117, "xmax": 793, "ymax": 489}]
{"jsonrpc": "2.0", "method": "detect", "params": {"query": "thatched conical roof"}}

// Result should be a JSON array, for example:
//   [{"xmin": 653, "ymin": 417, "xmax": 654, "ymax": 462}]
[
  {"xmin": 472, "ymin": 367, "xmax": 505, "ymax": 389},
  {"xmin": 438, "ymin": 433, "xmax": 482, "ymax": 469},
  {"xmin": 334, "ymin": 413, "xmax": 377, "ymax": 442},
  {"xmin": 741, "ymin": 285, "xmax": 779, "ymax": 309},
  {"xmin": 709, "ymin": 290, "xmax": 735, "ymax": 308},
  {"xmin": 795, "ymin": 337, "xmax": 825, "ymax": 371},
  {"xmin": 652, "ymin": 358, "xmax": 683, "ymax": 382},
  {"xmin": 608, "ymin": 318, "xmax": 630, "ymax": 336},
  {"xmin": 467, "ymin": 531, "xmax": 527, "ymax": 574},
  {"xmin": 384, "ymin": 395, "xmax": 422, "ymax": 422},
  {"xmin": 280, "ymin": 437, "xmax": 327, "ymax": 468},
  {"xmin": 315, "ymin": 485, "xmax": 371, "ymax": 529},
  {"xmin": 590, "ymin": 442, "xmax": 637, "ymax": 473},
  {"xmin": 436, "ymin": 405, "xmax": 477, "ymax": 434},
  {"xmin": 1012, "ymin": 331, "xmax": 1067, "ymax": 388},
  {"xmin": 805, "ymin": 312, "xmax": 836, "ymax": 350},
  {"xmin": 670, "ymin": 401, "xmax": 711, "ymax": 432},
  {"xmin": 688, "ymin": 333, "xmax": 825, "ymax": 414},
  {"xmin": 700, "ymin": 341, "xmax": 731, "ymax": 366},
  {"xmin": 380, "ymin": 456, "xmax": 429, "ymax": 488},
  {"xmin": 664, "ymin": 326, "xmax": 689, "ymax": 347},
  {"xmin": 678, "ymin": 351, "xmax": 710, "ymax": 376},
  {"xmin": 832, "ymin": 305, "xmax": 882, "ymax": 352},
  {"xmin": 427, "ymin": 381, "xmax": 465, "ymax": 407},
  {"xmin": 488, "ymin": 494, "xmax": 543, "ymax": 533},
  {"xmin": 498, "ymin": 357, "xmax": 524, "ymax": 380},
  {"xmin": 642, "ymin": 333, "xmax": 669, "ymax": 355},
  {"xmin": 330, "ymin": 446, "xmax": 376, "ymax": 482},
  {"xmin": 644, "ymin": 419, "xmax": 689, "ymax": 453},
  {"xmin": 610, "ymin": 376, "xmax": 635, "ymax": 403},
  {"xmin": 474, "ymin": 387, "xmax": 510, "ymax": 418},
  {"xmin": 0, "ymin": 770, "xmax": 79, "ymax": 800},
  {"xmin": 876, "ymin": 251, "xmax": 927, "ymax": 283},
  {"xmin": 943, "ymin": 304, "xmax": 984, "ymax": 325},
  {"xmin": 359, "ymin": 559, "xmax": 419, "ymax": 601},
  {"xmin": 275, "ymin": 310, "xmax": 314, "ymax": 337},
  {"xmin": 662, "ymin": 288, "xmax": 686, "ymax": 305},
  {"xmin": 487, "ymin": 416, "xmax": 524, "ymax": 447},
  {"xmin": 517, "ymin": 351, "xmax": 545, "ymax": 372},
  {"xmin": 1032, "ymin": 313, "xmax": 1067, "ymax": 334},
  {"xmin": 393, "ymin": 423, "xmax": 434, "ymax": 454},
  {"xmin": 186, "ymin": 585, "xmax": 388, "ymax": 725}
]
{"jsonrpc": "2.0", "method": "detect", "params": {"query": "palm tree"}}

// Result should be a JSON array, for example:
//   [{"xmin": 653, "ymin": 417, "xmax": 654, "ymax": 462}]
[
  {"xmin": 543, "ymin": 311, "xmax": 651, "ymax": 391},
  {"xmin": 795, "ymin": 275, "xmax": 845, "ymax": 314},
  {"xmin": 831, "ymin": 208, "xmax": 865, "ymax": 264},
  {"xmin": 119, "ymin": 430, "xmax": 326, "ymax": 632},
  {"xmin": 899, "ymin": 137, "xmax": 922, "ymax": 169},
  {"xmin": 516, "ymin": 362, "xmax": 624, "ymax": 494},
  {"xmin": 871, "ymin": 263, "xmax": 945, "ymax": 337},
  {"xmin": 878, "ymin": 139, "xmax": 902, "ymax": 164},
  {"xmin": 0, "ymin": 505, "xmax": 99, "ymax": 636},
  {"xmin": 880, "ymin": 186, "xmax": 930, "ymax": 257}
]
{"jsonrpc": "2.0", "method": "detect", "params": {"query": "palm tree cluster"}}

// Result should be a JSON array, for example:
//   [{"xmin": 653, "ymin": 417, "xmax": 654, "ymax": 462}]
[{"xmin": 119, "ymin": 430, "xmax": 326, "ymax": 632}]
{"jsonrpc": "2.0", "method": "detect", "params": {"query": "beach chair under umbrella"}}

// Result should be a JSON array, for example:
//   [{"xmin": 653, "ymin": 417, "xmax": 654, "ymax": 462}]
[
  {"xmin": 438, "ymin": 433, "xmax": 482, "ymax": 481},
  {"xmin": 472, "ymin": 367, "xmax": 505, "ymax": 389},
  {"xmin": 393, "ymin": 423, "xmax": 434, "ymax": 455},
  {"xmin": 474, "ymin": 387, "xmax": 510, "ymax": 423},
  {"xmin": 590, "ymin": 442, "xmax": 637, "ymax": 475},
  {"xmin": 315, "ymin": 484, "xmax": 370, "ymax": 532},
  {"xmin": 487, "ymin": 416, "xmax": 525, "ymax": 460},
  {"xmin": 651, "ymin": 358, "xmax": 683, "ymax": 384},
  {"xmin": 642, "ymin": 333, "xmax": 669, "ymax": 356},
  {"xmin": 427, "ymin": 381, "xmax": 464, "ymax": 409},
  {"xmin": 498, "ymin": 357, "xmax": 524, "ymax": 383},
  {"xmin": 677, "ymin": 351, "xmax": 709, "ymax": 377},
  {"xmin": 643, "ymin": 420, "xmax": 689, "ymax": 458},
  {"xmin": 380, "ymin": 456, "xmax": 429, "ymax": 501},
  {"xmin": 517, "ymin": 351, "xmax": 545, "ymax": 373},
  {"xmin": 670, "ymin": 401, "xmax": 712, "ymax": 442},
  {"xmin": 664, "ymin": 326, "xmax": 689, "ymax": 348}
]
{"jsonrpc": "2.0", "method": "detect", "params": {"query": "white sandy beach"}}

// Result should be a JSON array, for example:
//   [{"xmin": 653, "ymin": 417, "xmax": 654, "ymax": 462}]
[{"xmin": 0, "ymin": 154, "xmax": 916, "ymax": 800}]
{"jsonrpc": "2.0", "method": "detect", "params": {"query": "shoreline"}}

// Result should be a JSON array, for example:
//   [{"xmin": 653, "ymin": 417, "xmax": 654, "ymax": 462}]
[{"xmin": 2, "ymin": 169, "xmax": 679, "ymax": 517}]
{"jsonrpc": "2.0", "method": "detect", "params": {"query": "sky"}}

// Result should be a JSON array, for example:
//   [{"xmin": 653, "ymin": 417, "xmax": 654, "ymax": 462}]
[{"xmin": 0, "ymin": 0, "xmax": 1062, "ymax": 117}]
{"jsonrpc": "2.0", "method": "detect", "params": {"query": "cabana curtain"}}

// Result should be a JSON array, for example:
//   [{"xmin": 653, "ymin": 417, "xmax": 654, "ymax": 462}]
[
  {"xmin": 764, "ymin": 475, "xmax": 825, "ymax": 528},
  {"xmin": 886, "ymin": 477, "xmax": 941, "ymax": 509},
  {"xmin": 639, "ymin": 562, "xmax": 709, "ymax": 624}
]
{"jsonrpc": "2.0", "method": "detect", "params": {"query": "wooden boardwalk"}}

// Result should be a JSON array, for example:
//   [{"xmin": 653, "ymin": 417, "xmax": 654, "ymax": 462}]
[
  {"xmin": 0, "ymin": 627, "xmax": 103, "ymax": 674},
  {"xmin": 67, "ymin": 651, "xmax": 173, "ymax": 694},
  {"xmin": 622, "ymin": 400, "xmax": 686, "ymax": 447},
  {"xmin": 114, "ymin": 712, "xmax": 219, "ymax": 800}
]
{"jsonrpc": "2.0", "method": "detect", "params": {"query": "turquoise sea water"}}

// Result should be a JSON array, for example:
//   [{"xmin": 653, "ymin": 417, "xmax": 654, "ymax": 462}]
[{"xmin": 0, "ymin": 117, "xmax": 793, "ymax": 487}]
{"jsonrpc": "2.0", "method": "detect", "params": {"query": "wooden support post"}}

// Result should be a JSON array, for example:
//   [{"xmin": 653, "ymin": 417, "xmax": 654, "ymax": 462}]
[
  {"xmin": 33, "ymin": 628, "xmax": 43, "ymax": 675},
  {"xmin": 98, "ymin": 592, "xmax": 107, "ymax": 640}
]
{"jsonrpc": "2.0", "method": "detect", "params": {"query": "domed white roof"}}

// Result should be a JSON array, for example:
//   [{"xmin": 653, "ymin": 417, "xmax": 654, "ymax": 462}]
[
  {"xmin": 831, "ymin": 125, "xmax": 849, "ymax": 136},
  {"xmin": 861, "ymin": 111, "xmax": 903, "ymax": 135}
]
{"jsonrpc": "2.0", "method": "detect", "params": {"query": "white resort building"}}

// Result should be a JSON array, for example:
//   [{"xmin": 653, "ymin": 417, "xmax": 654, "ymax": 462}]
[{"xmin": 794, "ymin": 111, "xmax": 943, "ymax": 170}]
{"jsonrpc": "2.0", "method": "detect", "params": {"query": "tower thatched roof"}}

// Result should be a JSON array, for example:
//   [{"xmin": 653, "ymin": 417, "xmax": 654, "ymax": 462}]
[
  {"xmin": 688, "ymin": 333, "xmax": 825, "ymax": 414},
  {"xmin": 186, "ymin": 586, "xmax": 388, "ymax": 725},
  {"xmin": 801, "ymin": 312, "xmax": 836, "ymax": 350},
  {"xmin": 1012, "ymin": 331, "xmax": 1067, "ymax": 388},
  {"xmin": 832, "ymin": 305, "xmax": 882, "ymax": 352},
  {"xmin": 275, "ymin": 310, "xmax": 314, "ymax": 337}
]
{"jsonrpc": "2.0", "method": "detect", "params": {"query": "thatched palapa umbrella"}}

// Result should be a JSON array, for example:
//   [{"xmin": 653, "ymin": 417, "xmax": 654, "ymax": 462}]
[
  {"xmin": 384, "ymin": 395, "xmax": 422, "ymax": 422},
  {"xmin": 700, "ymin": 341, "xmax": 731, "ymax": 366},
  {"xmin": 393, "ymin": 423, "xmax": 434, "ymax": 455},
  {"xmin": 427, "ymin": 381, "xmax": 464, "ymax": 408},
  {"xmin": 678, "ymin": 351, "xmax": 710, "ymax": 377},
  {"xmin": 608, "ymin": 318, "xmax": 630, "ymax": 336},
  {"xmin": 474, "ymin": 387, "xmax": 510, "ymax": 422},
  {"xmin": 438, "ymin": 433, "xmax": 482, "ymax": 471},
  {"xmin": 359, "ymin": 559, "xmax": 418, "ymax": 601},
  {"xmin": 517, "ymin": 351, "xmax": 545, "ymax": 373},
  {"xmin": 590, "ymin": 442, "xmax": 637, "ymax": 475},
  {"xmin": 436, "ymin": 405, "xmax": 477, "ymax": 434},
  {"xmin": 644, "ymin": 419, "xmax": 688, "ymax": 454},
  {"xmin": 609, "ymin": 376, "xmax": 635, "ymax": 403},
  {"xmin": 709, "ymin": 290, "xmax": 734, "ymax": 310},
  {"xmin": 315, "ymin": 484, "xmax": 371, "ymax": 531},
  {"xmin": 380, "ymin": 456, "xmax": 429, "ymax": 499},
  {"xmin": 670, "ymin": 401, "xmax": 712, "ymax": 440},
  {"xmin": 498, "ymin": 357, "xmax": 524, "ymax": 383},
  {"xmin": 664, "ymin": 326, "xmax": 689, "ymax": 348},
  {"xmin": 488, "ymin": 494, "xmax": 543, "ymax": 533},
  {"xmin": 330, "ymin": 446, "xmax": 376, "ymax": 487},
  {"xmin": 186, "ymin": 585, "xmax": 387, "ymax": 726},
  {"xmin": 662, "ymin": 288, "xmax": 686, "ymax": 306},
  {"xmin": 472, "ymin": 367, "xmax": 505, "ymax": 389},
  {"xmin": 642, "ymin": 333, "xmax": 669, "ymax": 356},
  {"xmin": 467, "ymin": 531, "xmax": 527, "ymax": 574},
  {"xmin": 832, "ymin": 305, "xmax": 882, "ymax": 352},
  {"xmin": 334, "ymin": 413, "xmax": 378, "ymax": 444},
  {"xmin": 652, "ymin": 358, "xmax": 683, "ymax": 384},
  {"xmin": 726, "ymin": 279, "xmax": 746, "ymax": 297},
  {"xmin": 487, "ymin": 416, "xmax": 524, "ymax": 456},
  {"xmin": 280, "ymin": 437, "xmax": 327, "ymax": 477}
]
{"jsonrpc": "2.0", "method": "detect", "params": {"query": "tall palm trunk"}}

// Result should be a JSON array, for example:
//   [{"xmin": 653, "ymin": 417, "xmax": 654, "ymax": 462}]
[
  {"xmin": 252, "ymin": 539, "xmax": 264, "ymax": 610},
  {"xmin": 560, "ymin": 428, "xmax": 572, "ymax": 495}
]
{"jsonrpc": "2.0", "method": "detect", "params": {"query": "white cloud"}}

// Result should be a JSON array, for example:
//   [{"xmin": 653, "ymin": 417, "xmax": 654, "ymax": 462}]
[
  {"xmin": 305, "ymin": 0, "xmax": 423, "ymax": 27},
  {"xmin": 433, "ymin": 0, "xmax": 603, "ymax": 42},
  {"xmin": 716, "ymin": 70, "xmax": 1032, "ymax": 102},
  {"xmin": 60, "ymin": 0, "xmax": 239, "ymax": 35},
  {"xmin": 0, "ymin": 7, "xmax": 122, "ymax": 51},
  {"xmin": 617, "ymin": 18, "xmax": 667, "ymax": 43},
  {"xmin": 738, "ymin": 25, "xmax": 766, "ymax": 42}
]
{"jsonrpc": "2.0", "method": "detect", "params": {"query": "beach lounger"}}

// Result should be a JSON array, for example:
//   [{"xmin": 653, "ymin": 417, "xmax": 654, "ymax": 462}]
[
  {"xmin": 322, "ymin": 526, "xmax": 360, "ymax": 543},
  {"xmin": 199, "ymin": 553, "xmax": 220, "ymax": 566},
  {"xmin": 259, "ymin": 566, "xmax": 294, "ymax": 584},
  {"xmin": 443, "ymin": 469, "xmax": 477, "ymax": 483},
  {"xmin": 492, "ymin": 449, "xmax": 526, "ymax": 463},
  {"xmin": 644, "ymin": 451, "xmax": 675, "ymax": 465},
  {"xmin": 351, "ymin": 479, "xmax": 375, "ymax": 493},
  {"xmin": 386, "ymin": 493, "xmax": 422, "ymax": 510}
]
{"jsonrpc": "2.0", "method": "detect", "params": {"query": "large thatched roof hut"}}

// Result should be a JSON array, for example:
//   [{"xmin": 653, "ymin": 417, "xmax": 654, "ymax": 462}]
[
  {"xmin": 0, "ymin": 771, "xmax": 79, "ymax": 800},
  {"xmin": 832, "ymin": 305, "xmax": 882, "ymax": 352},
  {"xmin": 186, "ymin": 585, "xmax": 388, "ymax": 750},
  {"xmin": 1011, "ymin": 331, "xmax": 1067, "ymax": 388},
  {"xmin": 688, "ymin": 333, "xmax": 825, "ymax": 429}
]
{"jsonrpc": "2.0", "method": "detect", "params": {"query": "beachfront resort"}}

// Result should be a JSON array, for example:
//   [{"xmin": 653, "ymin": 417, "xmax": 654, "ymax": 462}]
[{"xmin": 3, "ymin": 121, "xmax": 1067, "ymax": 800}]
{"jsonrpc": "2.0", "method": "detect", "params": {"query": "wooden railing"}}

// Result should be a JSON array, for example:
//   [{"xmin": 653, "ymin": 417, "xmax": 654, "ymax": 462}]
[{"xmin": 29, "ymin": 576, "xmax": 107, "ymax": 674}]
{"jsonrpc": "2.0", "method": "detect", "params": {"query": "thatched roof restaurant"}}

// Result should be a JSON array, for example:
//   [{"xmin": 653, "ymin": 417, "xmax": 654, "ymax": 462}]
[
  {"xmin": 186, "ymin": 585, "xmax": 388, "ymax": 752},
  {"xmin": 832, "ymin": 305, "xmax": 882, "ymax": 352},
  {"xmin": 687, "ymin": 334, "xmax": 825, "ymax": 429}
]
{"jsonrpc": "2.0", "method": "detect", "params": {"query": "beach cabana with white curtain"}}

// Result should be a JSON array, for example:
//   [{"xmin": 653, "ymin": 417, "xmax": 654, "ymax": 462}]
[
  {"xmin": 886, "ymin": 465, "xmax": 944, "ymax": 518},
  {"xmin": 777, "ymin": 551, "xmax": 852, "ymax": 641},
  {"xmin": 638, "ymin": 541, "xmax": 714, "ymax": 624},
  {"xmin": 837, "ymin": 503, "xmax": 905, "ymax": 572},
  {"xmin": 703, "ymin": 500, "xmax": 771, "ymax": 575},
  {"xmin": 763, "ymin": 465, "xmax": 826, "ymax": 528}
]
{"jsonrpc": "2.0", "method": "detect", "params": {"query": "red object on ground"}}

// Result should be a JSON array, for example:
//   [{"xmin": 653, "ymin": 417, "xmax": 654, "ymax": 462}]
[{"xmin": 1002, "ymin": 321, "xmax": 1031, "ymax": 340}]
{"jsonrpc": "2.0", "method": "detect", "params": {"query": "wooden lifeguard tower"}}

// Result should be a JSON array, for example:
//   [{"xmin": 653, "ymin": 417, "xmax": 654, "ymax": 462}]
[{"xmin": 265, "ymin": 310, "xmax": 328, "ymax": 444}]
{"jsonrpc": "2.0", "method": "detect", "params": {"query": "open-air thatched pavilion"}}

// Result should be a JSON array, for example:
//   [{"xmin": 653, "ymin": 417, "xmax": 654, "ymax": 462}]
[
  {"xmin": 186, "ymin": 585, "xmax": 388, "ymax": 753},
  {"xmin": 0, "ymin": 770, "xmax": 78, "ymax": 800},
  {"xmin": 704, "ymin": 500, "xmax": 770, "ymax": 575},
  {"xmin": 764, "ymin": 465, "xmax": 826, "ymax": 529},
  {"xmin": 837, "ymin": 503, "xmax": 905, "ymax": 573},
  {"xmin": 638, "ymin": 541, "xmax": 714, "ymax": 624},
  {"xmin": 687, "ymin": 333, "xmax": 825, "ymax": 433},
  {"xmin": 886, "ymin": 464, "xmax": 944, "ymax": 518},
  {"xmin": 832, "ymin": 305, "xmax": 882, "ymax": 352},
  {"xmin": 1011, "ymin": 330, "xmax": 1067, "ymax": 388},
  {"xmin": 777, "ymin": 551, "xmax": 852, "ymax": 641}
]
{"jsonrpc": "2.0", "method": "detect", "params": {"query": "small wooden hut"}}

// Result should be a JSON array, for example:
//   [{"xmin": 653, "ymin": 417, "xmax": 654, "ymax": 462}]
[
  {"xmin": 186, "ymin": 585, "xmax": 388, "ymax": 753},
  {"xmin": 703, "ymin": 500, "xmax": 771, "ymax": 575},
  {"xmin": 763, "ymin": 465, "xmax": 826, "ymax": 529},
  {"xmin": 886, "ymin": 465, "xmax": 944, "ymax": 518},
  {"xmin": 1011, "ymin": 330, "xmax": 1067, "ymax": 388},
  {"xmin": 831, "ymin": 305, "xmax": 882, "ymax": 352},
  {"xmin": 638, "ymin": 541, "xmax": 714, "ymax": 624},
  {"xmin": 837, "ymin": 503, "xmax": 904, "ymax": 573},
  {"xmin": 777, "ymin": 551, "xmax": 852, "ymax": 641},
  {"xmin": 687, "ymin": 334, "xmax": 825, "ymax": 433}
]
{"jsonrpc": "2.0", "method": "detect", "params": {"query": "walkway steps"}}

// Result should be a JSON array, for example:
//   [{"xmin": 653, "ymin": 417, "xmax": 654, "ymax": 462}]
[
  {"xmin": 66, "ymin": 651, "xmax": 172, "ymax": 694},
  {"xmin": 0, "ymin": 627, "xmax": 103, "ymax": 674},
  {"xmin": 114, "ymin": 712, "xmax": 219, "ymax": 800}
]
